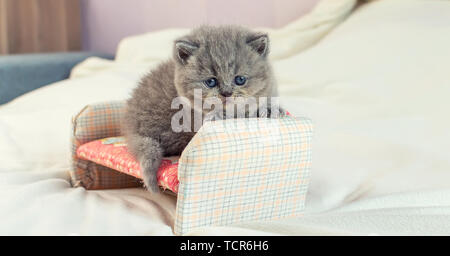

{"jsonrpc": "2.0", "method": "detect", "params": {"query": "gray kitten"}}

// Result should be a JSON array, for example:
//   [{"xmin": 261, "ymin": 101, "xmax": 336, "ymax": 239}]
[{"xmin": 123, "ymin": 25, "xmax": 283, "ymax": 192}]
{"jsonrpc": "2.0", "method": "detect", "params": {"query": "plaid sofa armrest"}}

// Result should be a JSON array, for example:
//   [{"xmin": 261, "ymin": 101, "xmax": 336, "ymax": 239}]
[
  {"xmin": 70, "ymin": 101, "xmax": 141, "ymax": 189},
  {"xmin": 174, "ymin": 117, "xmax": 313, "ymax": 235}
]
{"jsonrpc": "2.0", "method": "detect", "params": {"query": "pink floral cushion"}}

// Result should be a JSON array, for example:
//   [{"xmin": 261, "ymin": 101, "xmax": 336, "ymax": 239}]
[{"xmin": 76, "ymin": 137, "xmax": 180, "ymax": 193}]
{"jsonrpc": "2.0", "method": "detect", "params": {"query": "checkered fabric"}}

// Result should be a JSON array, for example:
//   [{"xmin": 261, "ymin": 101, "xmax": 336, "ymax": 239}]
[
  {"xmin": 174, "ymin": 117, "xmax": 313, "ymax": 235},
  {"xmin": 71, "ymin": 101, "xmax": 142, "ymax": 189}
]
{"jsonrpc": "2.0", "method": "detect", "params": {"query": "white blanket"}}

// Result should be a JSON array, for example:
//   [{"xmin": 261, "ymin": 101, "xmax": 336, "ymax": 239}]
[{"xmin": 1, "ymin": 0, "xmax": 450, "ymax": 235}]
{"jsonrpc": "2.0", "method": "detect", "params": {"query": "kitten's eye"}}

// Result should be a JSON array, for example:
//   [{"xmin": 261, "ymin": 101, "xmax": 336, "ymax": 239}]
[
  {"xmin": 234, "ymin": 76, "xmax": 247, "ymax": 86},
  {"xmin": 204, "ymin": 78, "xmax": 218, "ymax": 88}
]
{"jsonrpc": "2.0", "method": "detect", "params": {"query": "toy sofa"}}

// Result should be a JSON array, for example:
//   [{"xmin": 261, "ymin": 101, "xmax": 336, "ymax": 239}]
[{"xmin": 70, "ymin": 101, "xmax": 313, "ymax": 235}]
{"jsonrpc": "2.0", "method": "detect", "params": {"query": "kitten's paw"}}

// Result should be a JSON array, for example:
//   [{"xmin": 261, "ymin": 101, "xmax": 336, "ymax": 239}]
[
  {"xmin": 274, "ymin": 107, "xmax": 287, "ymax": 118},
  {"xmin": 258, "ymin": 106, "xmax": 287, "ymax": 118},
  {"xmin": 204, "ymin": 111, "xmax": 223, "ymax": 122},
  {"xmin": 257, "ymin": 107, "xmax": 269, "ymax": 118}
]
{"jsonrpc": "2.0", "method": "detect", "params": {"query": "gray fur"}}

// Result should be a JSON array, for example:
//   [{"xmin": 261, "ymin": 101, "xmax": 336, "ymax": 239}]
[{"xmin": 123, "ymin": 25, "xmax": 283, "ymax": 192}]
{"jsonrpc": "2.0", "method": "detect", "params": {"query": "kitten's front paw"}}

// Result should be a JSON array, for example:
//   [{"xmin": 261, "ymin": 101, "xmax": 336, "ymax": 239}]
[
  {"xmin": 258, "ymin": 106, "xmax": 287, "ymax": 118},
  {"xmin": 140, "ymin": 157, "xmax": 162, "ymax": 193},
  {"xmin": 276, "ymin": 107, "xmax": 287, "ymax": 118}
]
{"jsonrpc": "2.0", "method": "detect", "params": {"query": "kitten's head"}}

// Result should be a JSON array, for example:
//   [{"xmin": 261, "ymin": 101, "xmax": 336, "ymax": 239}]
[{"xmin": 172, "ymin": 25, "xmax": 276, "ymax": 104}]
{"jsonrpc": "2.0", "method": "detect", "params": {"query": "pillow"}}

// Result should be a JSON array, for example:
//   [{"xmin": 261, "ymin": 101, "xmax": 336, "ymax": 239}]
[
  {"xmin": 113, "ymin": 0, "xmax": 357, "ymax": 63},
  {"xmin": 276, "ymin": 0, "xmax": 450, "ymax": 212},
  {"xmin": 77, "ymin": 137, "xmax": 179, "ymax": 193}
]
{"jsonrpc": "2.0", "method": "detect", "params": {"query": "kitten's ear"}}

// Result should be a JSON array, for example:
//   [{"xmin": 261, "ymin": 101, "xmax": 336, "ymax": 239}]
[
  {"xmin": 174, "ymin": 40, "xmax": 199, "ymax": 64},
  {"xmin": 247, "ymin": 33, "xmax": 269, "ymax": 57}
]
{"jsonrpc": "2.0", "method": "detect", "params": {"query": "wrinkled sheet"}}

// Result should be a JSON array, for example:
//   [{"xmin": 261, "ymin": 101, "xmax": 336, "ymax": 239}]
[{"xmin": 1, "ymin": 0, "xmax": 450, "ymax": 235}]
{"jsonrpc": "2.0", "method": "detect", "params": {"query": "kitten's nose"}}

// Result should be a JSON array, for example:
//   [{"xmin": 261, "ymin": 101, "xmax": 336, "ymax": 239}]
[{"xmin": 220, "ymin": 91, "xmax": 232, "ymax": 97}]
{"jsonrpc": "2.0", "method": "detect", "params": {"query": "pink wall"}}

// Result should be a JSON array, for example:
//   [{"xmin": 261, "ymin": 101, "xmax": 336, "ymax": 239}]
[{"xmin": 80, "ymin": 0, "xmax": 318, "ymax": 54}]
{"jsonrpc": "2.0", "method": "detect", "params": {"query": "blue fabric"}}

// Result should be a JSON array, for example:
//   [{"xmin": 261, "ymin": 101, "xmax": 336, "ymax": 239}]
[{"xmin": 0, "ymin": 52, "xmax": 114, "ymax": 105}]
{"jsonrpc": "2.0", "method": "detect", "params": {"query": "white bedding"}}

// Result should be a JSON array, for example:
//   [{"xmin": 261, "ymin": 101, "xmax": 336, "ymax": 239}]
[{"xmin": 1, "ymin": 0, "xmax": 450, "ymax": 235}]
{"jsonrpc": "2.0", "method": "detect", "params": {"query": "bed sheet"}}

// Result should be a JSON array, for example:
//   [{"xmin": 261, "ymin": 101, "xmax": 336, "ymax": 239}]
[{"xmin": 1, "ymin": 0, "xmax": 450, "ymax": 235}]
